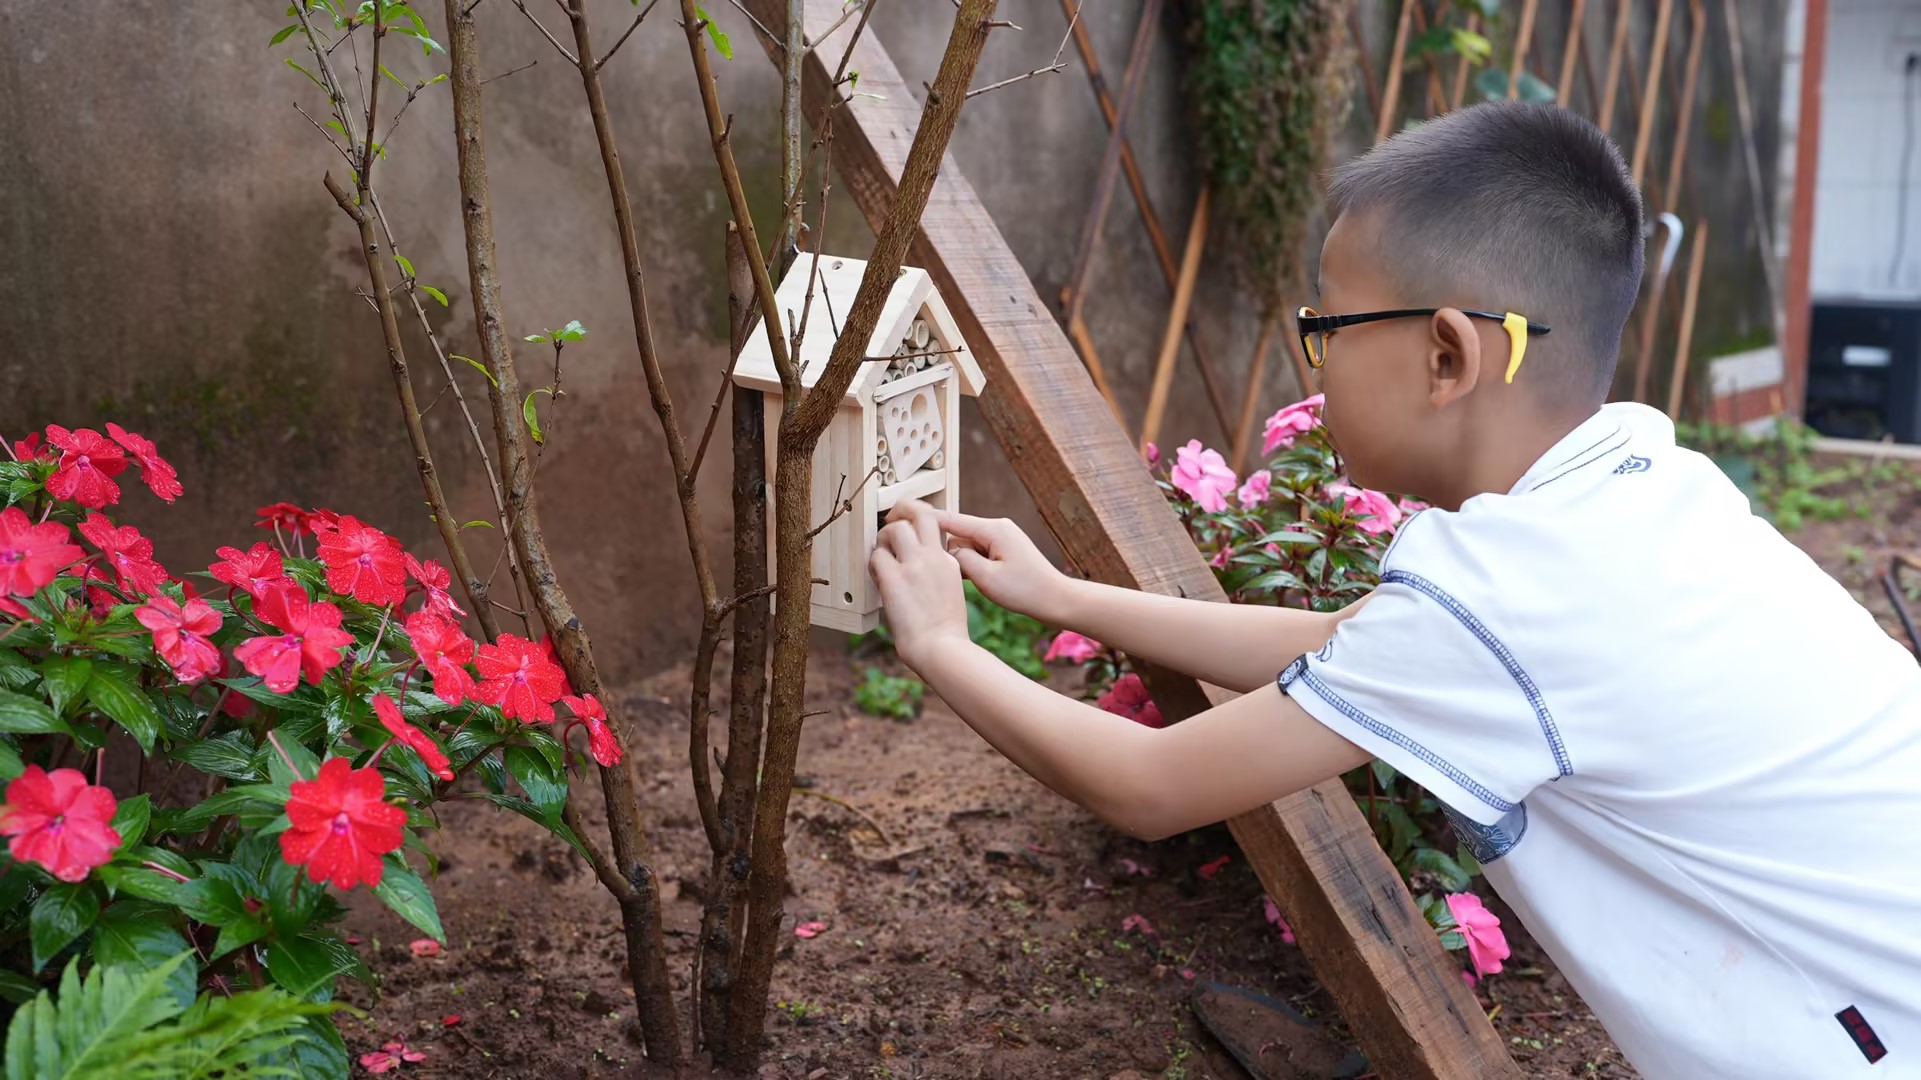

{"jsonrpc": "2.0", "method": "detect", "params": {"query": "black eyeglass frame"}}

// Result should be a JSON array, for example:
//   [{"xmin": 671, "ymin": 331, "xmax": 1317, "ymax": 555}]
[{"xmin": 1295, "ymin": 307, "xmax": 1551, "ymax": 370}]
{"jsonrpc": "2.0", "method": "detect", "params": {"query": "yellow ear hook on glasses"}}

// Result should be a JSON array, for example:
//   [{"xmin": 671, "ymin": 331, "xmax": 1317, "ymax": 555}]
[{"xmin": 1502, "ymin": 312, "xmax": 1529, "ymax": 384}]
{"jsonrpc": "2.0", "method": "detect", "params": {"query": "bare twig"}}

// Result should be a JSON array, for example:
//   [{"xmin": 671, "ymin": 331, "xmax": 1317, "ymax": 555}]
[
  {"xmin": 965, "ymin": 0, "xmax": 1079, "ymax": 98},
  {"xmin": 292, "ymin": 101, "xmax": 354, "ymax": 164},
  {"xmin": 806, "ymin": 464, "xmax": 882, "ymax": 539},
  {"xmin": 563, "ymin": 789, "xmax": 636, "ymax": 901},
  {"xmin": 722, "ymin": 0, "xmax": 782, "ymax": 51},
  {"xmin": 482, "ymin": 57, "xmax": 539, "ymax": 83},
  {"xmin": 512, "ymin": 0, "xmax": 580, "ymax": 64},
  {"xmin": 802, "ymin": 0, "xmax": 866, "ymax": 55},
  {"xmin": 597, "ymin": 0, "xmax": 663, "ymax": 71},
  {"xmin": 792, "ymin": 787, "xmax": 891, "ymax": 846}
]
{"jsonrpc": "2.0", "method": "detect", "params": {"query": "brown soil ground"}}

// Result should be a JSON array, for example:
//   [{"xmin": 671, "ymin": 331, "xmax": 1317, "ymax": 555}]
[{"xmin": 336, "ymin": 461, "xmax": 1920, "ymax": 1080}]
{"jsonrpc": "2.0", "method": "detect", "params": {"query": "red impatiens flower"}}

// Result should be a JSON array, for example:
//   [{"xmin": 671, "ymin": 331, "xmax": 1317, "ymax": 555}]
[
  {"xmin": 404, "ymin": 553, "xmax": 466, "ymax": 621},
  {"xmin": 473, "ymin": 633, "xmax": 567, "ymax": 723},
  {"xmin": 1096, "ymin": 673, "xmax": 1165, "ymax": 729},
  {"xmin": 279, "ymin": 757, "xmax": 406, "ymax": 890},
  {"xmin": 0, "ymin": 766, "xmax": 121, "ymax": 882},
  {"xmin": 209, "ymin": 542, "xmax": 287, "ymax": 601},
  {"xmin": 372, "ymin": 694, "xmax": 453, "ymax": 782},
  {"xmin": 540, "ymin": 634, "xmax": 576, "ymax": 699},
  {"xmin": 78, "ymin": 513, "xmax": 169, "ymax": 598},
  {"xmin": 77, "ymin": 564, "xmax": 119, "ymax": 619},
  {"xmin": 43, "ymin": 425, "xmax": 128, "ymax": 509},
  {"xmin": 0, "ymin": 597, "xmax": 30, "ymax": 622},
  {"xmin": 403, "ymin": 611, "xmax": 476, "ymax": 706},
  {"xmin": 358, "ymin": 1039, "xmax": 426, "ymax": 1074},
  {"xmin": 11, "ymin": 433, "xmax": 54, "ymax": 462},
  {"xmin": 0, "ymin": 506, "xmax": 82, "ymax": 597},
  {"xmin": 135, "ymin": 594, "xmax": 223, "ymax": 684},
  {"xmin": 255, "ymin": 502, "xmax": 316, "ymax": 537},
  {"xmin": 105, "ymin": 423, "xmax": 182, "ymax": 503},
  {"xmin": 562, "ymin": 693, "xmax": 622, "ymax": 767},
  {"xmin": 318, "ymin": 518, "xmax": 408, "ymax": 607},
  {"xmin": 234, "ymin": 583, "xmax": 354, "ymax": 693}
]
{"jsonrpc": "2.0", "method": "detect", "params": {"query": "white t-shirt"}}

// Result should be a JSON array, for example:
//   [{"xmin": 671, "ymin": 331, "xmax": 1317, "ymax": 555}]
[{"xmin": 1281, "ymin": 402, "xmax": 1921, "ymax": 1078}]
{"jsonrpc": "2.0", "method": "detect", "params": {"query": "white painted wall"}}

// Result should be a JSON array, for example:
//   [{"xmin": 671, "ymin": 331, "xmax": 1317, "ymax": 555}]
[{"xmin": 1811, "ymin": 0, "xmax": 1921, "ymax": 299}]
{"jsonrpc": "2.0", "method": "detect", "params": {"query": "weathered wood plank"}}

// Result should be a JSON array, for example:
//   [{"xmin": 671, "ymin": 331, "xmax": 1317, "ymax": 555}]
[{"xmin": 742, "ymin": 4, "xmax": 1522, "ymax": 1077}]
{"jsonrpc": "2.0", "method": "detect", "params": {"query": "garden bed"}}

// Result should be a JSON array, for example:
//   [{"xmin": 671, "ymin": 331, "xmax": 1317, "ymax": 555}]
[{"xmin": 337, "ymin": 458, "xmax": 1920, "ymax": 1079}]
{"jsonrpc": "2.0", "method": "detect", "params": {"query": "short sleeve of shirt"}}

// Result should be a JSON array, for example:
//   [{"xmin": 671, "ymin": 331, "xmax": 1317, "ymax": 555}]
[{"xmin": 1279, "ymin": 565, "xmax": 1571, "ymax": 827}]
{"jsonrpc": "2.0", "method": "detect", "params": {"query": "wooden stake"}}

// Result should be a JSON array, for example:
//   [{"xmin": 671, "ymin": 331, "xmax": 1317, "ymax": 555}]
[
  {"xmin": 1722, "ymin": 0, "xmax": 1784, "ymax": 339},
  {"xmin": 1557, "ymin": 0, "xmax": 1587, "ymax": 106},
  {"xmin": 1631, "ymin": 0, "xmax": 1676, "ymax": 186},
  {"xmin": 1508, "ymin": 0, "xmax": 1540, "ymax": 97},
  {"xmin": 1408, "ymin": 2, "xmax": 1450, "ymax": 118},
  {"xmin": 1599, "ymin": 0, "xmax": 1633, "ymax": 134},
  {"xmin": 1232, "ymin": 314, "xmax": 1277, "ymax": 471},
  {"xmin": 1451, "ymin": 13, "xmax": 1480, "ymax": 111},
  {"xmin": 1062, "ymin": 0, "xmax": 1161, "ymax": 330},
  {"xmin": 1141, "ymin": 188, "xmax": 1210, "ymax": 452},
  {"xmin": 1058, "ymin": 0, "xmax": 1233, "ymax": 442},
  {"xmin": 1347, "ymin": 3, "xmax": 1381, "ymax": 129},
  {"xmin": 1376, "ymin": 0, "xmax": 1416, "ymax": 144},
  {"xmin": 1668, "ymin": 222, "xmax": 1710, "ymax": 417},
  {"xmin": 1662, "ymin": 0, "xmax": 1707, "ymax": 213}
]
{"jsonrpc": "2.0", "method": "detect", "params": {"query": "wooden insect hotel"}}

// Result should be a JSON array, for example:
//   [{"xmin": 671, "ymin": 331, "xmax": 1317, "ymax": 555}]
[{"xmin": 732, "ymin": 254, "xmax": 985, "ymax": 633}]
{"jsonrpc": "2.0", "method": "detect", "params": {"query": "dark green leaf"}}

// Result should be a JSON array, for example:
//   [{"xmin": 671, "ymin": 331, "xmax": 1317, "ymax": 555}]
[
  {"xmin": 372, "ymin": 857, "xmax": 442, "ymax": 943},
  {"xmin": 97, "ymin": 848, "xmax": 196, "ymax": 907},
  {"xmin": 110, "ymin": 794, "xmax": 151, "ymax": 851},
  {"xmin": 519, "ymin": 725, "xmax": 565, "ymax": 774},
  {"xmin": 0, "ymin": 650, "xmax": 37, "ymax": 692},
  {"xmin": 1409, "ymin": 847, "xmax": 1475, "ymax": 892},
  {"xmin": 1369, "ymin": 760, "xmax": 1399, "ymax": 789},
  {"xmin": 173, "ymin": 733, "xmax": 263, "ymax": 781},
  {"xmin": 86, "ymin": 667, "xmax": 162, "ymax": 752},
  {"xmin": 477, "ymin": 751, "xmax": 506, "ymax": 795},
  {"xmin": 269, "ymin": 23, "xmax": 301, "ymax": 46},
  {"xmin": 0, "ymin": 969, "xmax": 38, "ymax": 1005},
  {"xmin": 419, "ymin": 284, "xmax": 448, "ymax": 307},
  {"xmin": 0, "ymin": 867, "xmax": 31, "ymax": 913},
  {"xmin": 1245, "ymin": 570, "xmax": 1306, "ymax": 594},
  {"xmin": 30, "ymin": 883, "xmax": 100, "ymax": 972},
  {"xmin": 504, "ymin": 745, "xmax": 565, "ymax": 822},
  {"xmin": 39, "ymin": 656, "xmax": 91, "ymax": 717},
  {"xmin": 0, "ymin": 739, "xmax": 23, "ymax": 780},
  {"xmin": 1256, "ymin": 528, "xmax": 1321, "ymax": 547},
  {"xmin": 0, "ymin": 687, "xmax": 68, "ymax": 734},
  {"xmin": 1438, "ymin": 928, "xmax": 1466, "ymax": 950},
  {"xmin": 266, "ymin": 933, "xmax": 354, "ymax": 1000},
  {"xmin": 92, "ymin": 900, "xmax": 196, "ymax": 1006},
  {"xmin": 213, "ymin": 916, "xmax": 273, "ymax": 961},
  {"xmin": 268, "ymin": 733, "xmax": 322, "ymax": 788}
]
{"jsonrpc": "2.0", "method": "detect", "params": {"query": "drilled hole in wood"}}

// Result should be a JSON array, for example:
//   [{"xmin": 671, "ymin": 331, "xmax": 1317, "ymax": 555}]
[{"xmin": 842, "ymin": 591, "xmax": 854, "ymax": 604}]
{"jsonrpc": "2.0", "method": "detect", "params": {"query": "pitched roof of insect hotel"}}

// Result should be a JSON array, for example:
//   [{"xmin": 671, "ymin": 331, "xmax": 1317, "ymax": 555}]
[{"xmin": 732, "ymin": 254, "xmax": 984, "ymax": 400}]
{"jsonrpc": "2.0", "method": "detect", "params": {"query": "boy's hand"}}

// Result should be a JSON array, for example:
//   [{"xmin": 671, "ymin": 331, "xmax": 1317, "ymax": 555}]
[
  {"xmin": 870, "ymin": 502, "xmax": 971, "ymax": 668},
  {"xmin": 911, "ymin": 505, "xmax": 1074, "ymax": 626}
]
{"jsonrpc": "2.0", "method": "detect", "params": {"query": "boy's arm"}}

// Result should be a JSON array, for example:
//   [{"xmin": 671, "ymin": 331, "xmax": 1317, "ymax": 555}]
[
  {"xmin": 873, "ymin": 506, "xmax": 1371, "ymax": 841},
  {"xmin": 931, "ymin": 506, "xmax": 1366, "ymax": 693}
]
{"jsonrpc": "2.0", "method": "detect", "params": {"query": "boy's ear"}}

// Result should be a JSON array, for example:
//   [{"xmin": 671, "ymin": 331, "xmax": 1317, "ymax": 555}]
[{"xmin": 1426, "ymin": 308, "xmax": 1483, "ymax": 407}]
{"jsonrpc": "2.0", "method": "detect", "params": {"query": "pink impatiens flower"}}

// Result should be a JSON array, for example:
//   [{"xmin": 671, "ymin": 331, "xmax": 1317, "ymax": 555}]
[
  {"xmin": 358, "ymin": 1039, "xmax": 426, "ymax": 1074},
  {"xmin": 0, "ymin": 766, "xmax": 120, "ymax": 882},
  {"xmin": 1237, "ymin": 470, "xmax": 1272, "ymax": 509},
  {"xmin": 473, "ymin": 633, "xmax": 567, "ymax": 723},
  {"xmin": 1143, "ymin": 442, "xmax": 1160, "ymax": 468},
  {"xmin": 405, "ymin": 552, "xmax": 466, "ymax": 621},
  {"xmin": 44, "ymin": 426, "xmax": 128, "ymax": 509},
  {"xmin": 1443, "ymin": 892, "xmax": 1510, "ymax": 977},
  {"xmin": 794, "ymin": 921, "xmax": 828, "ymax": 939},
  {"xmin": 1043, "ymin": 631, "xmax": 1102, "ymax": 665},
  {"xmin": 1096, "ymin": 673, "xmax": 1164, "ymax": 729},
  {"xmin": 105, "ymin": 423, "xmax": 182, "ymax": 503},
  {"xmin": 1326, "ymin": 482, "xmax": 1404, "ymax": 536},
  {"xmin": 135, "ymin": 595, "xmax": 223, "ymax": 685},
  {"xmin": 235, "ymin": 583, "xmax": 355, "ymax": 693},
  {"xmin": 1209, "ymin": 546, "xmax": 1233, "ymax": 570},
  {"xmin": 405, "ymin": 611, "xmax": 477, "ymax": 706},
  {"xmin": 1262, "ymin": 394, "xmax": 1324, "ymax": 455},
  {"xmin": 1171, "ymin": 441, "xmax": 1236, "ymax": 513},
  {"xmin": 317, "ymin": 517, "xmax": 409, "ymax": 607},
  {"xmin": 78, "ymin": 513, "xmax": 169, "ymax": 598},
  {"xmin": 372, "ymin": 694, "xmax": 453, "ymax": 782},
  {"xmin": 210, "ymin": 542, "xmax": 287, "ymax": 602},
  {"xmin": 0, "ymin": 506, "xmax": 82, "ymax": 597},
  {"xmin": 1398, "ymin": 497, "xmax": 1431, "ymax": 516},
  {"xmin": 1263, "ymin": 896, "xmax": 1296, "ymax": 944}
]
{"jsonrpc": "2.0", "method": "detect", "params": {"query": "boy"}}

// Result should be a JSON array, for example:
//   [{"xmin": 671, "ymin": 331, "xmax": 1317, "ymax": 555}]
[{"xmin": 869, "ymin": 102, "xmax": 1921, "ymax": 1078}]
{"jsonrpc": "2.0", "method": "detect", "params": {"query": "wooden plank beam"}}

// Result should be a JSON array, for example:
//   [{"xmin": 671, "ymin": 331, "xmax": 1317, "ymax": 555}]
[{"xmin": 742, "ymin": 4, "xmax": 1522, "ymax": 1077}]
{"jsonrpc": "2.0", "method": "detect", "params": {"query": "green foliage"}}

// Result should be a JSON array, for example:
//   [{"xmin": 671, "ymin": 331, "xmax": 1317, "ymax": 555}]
[
  {"xmin": 1181, "ymin": 0, "xmax": 1346, "ymax": 306},
  {"xmin": 963, "ymin": 582, "xmax": 1049, "ymax": 679},
  {"xmin": 1678, "ymin": 417, "xmax": 1915, "ymax": 531},
  {"xmin": 854, "ymin": 668, "xmax": 924, "ymax": 721},
  {"xmin": 2, "ymin": 954, "xmax": 333, "ymax": 1080}
]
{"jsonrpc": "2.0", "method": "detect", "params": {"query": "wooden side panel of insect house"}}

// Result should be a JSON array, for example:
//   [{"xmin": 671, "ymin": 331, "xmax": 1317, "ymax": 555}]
[{"xmin": 733, "ymin": 255, "xmax": 985, "ymax": 633}]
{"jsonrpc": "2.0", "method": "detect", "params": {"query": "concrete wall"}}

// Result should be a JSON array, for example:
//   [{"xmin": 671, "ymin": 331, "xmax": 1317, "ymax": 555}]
[
  {"xmin": 1810, "ymin": 0, "xmax": 1921, "ymax": 299},
  {"xmin": 0, "ymin": 1, "xmax": 1283, "ymax": 673}
]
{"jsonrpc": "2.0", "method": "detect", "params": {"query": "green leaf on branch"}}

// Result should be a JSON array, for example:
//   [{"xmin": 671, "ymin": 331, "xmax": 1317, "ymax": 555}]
[
  {"xmin": 451, "ymin": 354, "xmax": 496, "ymax": 387},
  {"xmin": 378, "ymin": 63, "xmax": 407, "ymax": 89},
  {"xmin": 1408, "ymin": 846, "xmax": 1476, "ymax": 892},
  {"xmin": 522, "ymin": 388, "xmax": 552, "ymax": 445},
  {"xmin": 173, "ymin": 733, "xmax": 263, "ymax": 782},
  {"xmin": 0, "ymin": 970, "xmax": 38, "ymax": 1006},
  {"xmin": 0, "ymin": 740, "xmax": 22, "ymax": 781},
  {"xmin": 39, "ymin": 656, "xmax": 91, "ymax": 717},
  {"xmin": 0, "ymin": 650, "xmax": 37, "ymax": 692},
  {"xmin": 695, "ymin": 6, "xmax": 733, "ymax": 58},
  {"xmin": 419, "ymin": 284, "xmax": 447, "ymax": 307},
  {"xmin": 91, "ymin": 900, "xmax": 196, "ymax": 1007},
  {"xmin": 504, "ymin": 745, "xmax": 565, "ymax": 823},
  {"xmin": 373, "ymin": 857, "xmax": 442, "ymax": 943},
  {"xmin": 269, "ymin": 24, "xmax": 301, "ymax": 46},
  {"xmin": 285, "ymin": 57, "xmax": 327, "ymax": 89},
  {"xmin": 0, "ymin": 688, "xmax": 68, "ymax": 735},
  {"xmin": 393, "ymin": 253, "xmax": 414, "ymax": 278},
  {"xmin": 86, "ymin": 667, "xmax": 162, "ymax": 753},
  {"xmin": 554, "ymin": 319, "xmax": 588, "ymax": 342},
  {"xmin": 30, "ymin": 883, "xmax": 101, "ymax": 972}
]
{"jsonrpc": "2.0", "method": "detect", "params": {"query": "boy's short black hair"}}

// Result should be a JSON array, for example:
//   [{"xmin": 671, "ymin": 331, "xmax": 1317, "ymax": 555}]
[{"xmin": 1326, "ymin": 101, "xmax": 1644, "ymax": 405}]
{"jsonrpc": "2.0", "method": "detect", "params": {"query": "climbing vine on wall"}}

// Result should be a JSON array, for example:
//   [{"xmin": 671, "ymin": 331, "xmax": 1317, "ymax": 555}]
[{"xmin": 1181, "ymin": 0, "xmax": 1349, "ymax": 309}]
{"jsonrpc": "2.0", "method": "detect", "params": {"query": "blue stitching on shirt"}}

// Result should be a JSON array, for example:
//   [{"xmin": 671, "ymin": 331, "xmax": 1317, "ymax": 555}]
[
  {"xmin": 1381, "ymin": 571, "xmax": 1573, "ymax": 777},
  {"xmin": 1279, "ymin": 659, "xmax": 1518, "ymax": 814},
  {"xmin": 1530, "ymin": 434, "xmax": 1632, "ymax": 491}
]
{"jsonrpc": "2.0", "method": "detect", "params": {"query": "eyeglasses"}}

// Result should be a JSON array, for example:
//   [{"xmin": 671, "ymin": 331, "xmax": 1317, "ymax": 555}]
[{"xmin": 1296, "ymin": 307, "xmax": 1552, "ymax": 384}]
